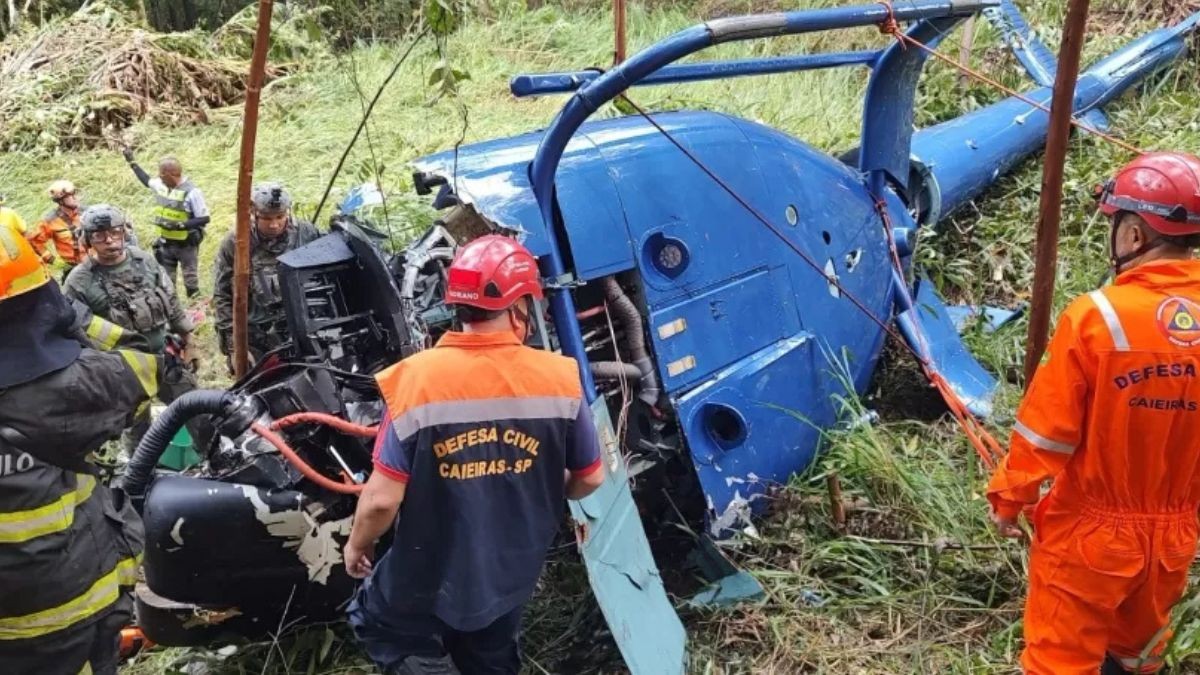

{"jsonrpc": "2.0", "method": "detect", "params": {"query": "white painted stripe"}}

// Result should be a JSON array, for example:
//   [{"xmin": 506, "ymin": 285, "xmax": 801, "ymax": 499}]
[
  {"xmin": 390, "ymin": 396, "xmax": 581, "ymax": 442},
  {"xmin": 1089, "ymin": 290, "xmax": 1131, "ymax": 352},
  {"xmin": 1014, "ymin": 420, "xmax": 1075, "ymax": 454}
]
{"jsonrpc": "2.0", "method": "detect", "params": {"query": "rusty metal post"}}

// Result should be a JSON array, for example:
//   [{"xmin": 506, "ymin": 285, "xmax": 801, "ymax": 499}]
[
  {"xmin": 1023, "ymin": 0, "xmax": 1091, "ymax": 385},
  {"xmin": 613, "ymin": 0, "xmax": 627, "ymax": 64},
  {"xmin": 233, "ymin": 0, "xmax": 273, "ymax": 378}
]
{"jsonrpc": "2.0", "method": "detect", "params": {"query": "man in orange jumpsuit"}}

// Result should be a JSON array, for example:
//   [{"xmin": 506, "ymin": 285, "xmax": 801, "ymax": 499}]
[
  {"xmin": 26, "ymin": 180, "xmax": 84, "ymax": 274},
  {"xmin": 988, "ymin": 152, "xmax": 1200, "ymax": 675}
]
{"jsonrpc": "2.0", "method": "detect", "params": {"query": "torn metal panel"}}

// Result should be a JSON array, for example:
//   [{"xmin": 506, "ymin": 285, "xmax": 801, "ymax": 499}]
[
  {"xmin": 945, "ymin": 303, "xmax": 1026, "ymax": 334},
  {"xmin": 895, "ymin": 278, "xmax": 998, "ymax": 418},
  {"xmin": 687, "ymin": 571, "xmax": 764, "ymax": 607},
  {"xmin": 571, "ymin": 399, "xmax": 687, "ymax": 675}
]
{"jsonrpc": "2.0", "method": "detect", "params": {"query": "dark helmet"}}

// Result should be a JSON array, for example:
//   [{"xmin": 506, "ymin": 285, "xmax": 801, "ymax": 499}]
[
  {"xmin": 81, "ymin": 204, "xmax": 129, "ymax": 244},
  {"xmin": 251, "ymin": 182, "xmax": 292, "ymax": 217}
]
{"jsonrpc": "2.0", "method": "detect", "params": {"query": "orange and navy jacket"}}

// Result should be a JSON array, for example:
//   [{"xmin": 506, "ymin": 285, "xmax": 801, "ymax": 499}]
[
  {"xmin": 365, "ymin": 330, "xmax": 601, "ymax": 631},
  {"xmin": 27, "ymin": 208, "xmax": 82, "ymax": 266},
  {"xmin": 988, "ymin": 259, "xmax": 1200, "ymax": 519}
]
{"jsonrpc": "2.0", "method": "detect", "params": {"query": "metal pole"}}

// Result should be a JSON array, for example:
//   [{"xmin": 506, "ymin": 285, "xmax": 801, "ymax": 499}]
[
  {"xmin": 1023, "ymin": 0, "xmax": 1090, "ymax": 384},
  {"xmin": 957, "ymin": 15, "xmax": 975, "ymax": 86},
  {"xmin": 613, "ymin": 0, "xmax": 627, "ymax": 64},
  {"xmin": 233, "ymin": 0, "xmax": 273, "ymax": 378}
]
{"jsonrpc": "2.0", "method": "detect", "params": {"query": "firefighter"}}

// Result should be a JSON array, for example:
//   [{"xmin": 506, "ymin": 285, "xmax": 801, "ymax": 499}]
[
  {"xmin": 988, "ymin": 152, "xmax": 1200, "ymax": 675},
  {"xmin": 64, "ymin": 204, "xmax": 203, "ymax": 456},
  {"xmin": 26, "ymin": 180, "xmax": 85, "ymax": 274},
  {"xmin": 344, "ymin": 235, "xmax": 607, "ymax": 675},
  {"xmin": 212, "ymin": 182, "xmax": 319, "ymax": 372},
  {"xmin": 0, "ymin": 227, "xmax": 161, "ymax": 675},
  {"xmin": 123, "ymin": 149, "xmax": 210, "ymax": 299}
]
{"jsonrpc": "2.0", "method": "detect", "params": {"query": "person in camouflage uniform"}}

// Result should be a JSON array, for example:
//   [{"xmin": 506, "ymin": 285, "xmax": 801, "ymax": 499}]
[
  {"xmin": 213, "ymin": 182, "xmax": 319, "ymax": 373},
  {"xmin": 64, "ymin": 204, "xmax": 205, "ymax": 456}
]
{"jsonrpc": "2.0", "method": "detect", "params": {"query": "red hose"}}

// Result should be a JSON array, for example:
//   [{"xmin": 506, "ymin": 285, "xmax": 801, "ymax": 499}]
[
  {"xmin": 575, "ymin": 305, "xmax": 606, "ymax": 320},
  {"xmin": 251, "ymin": 422, "xmax": 364, "ymax": 495},
  {"xmin": 271, "ymin": 412, "xmax": 379, "ymax": 438}
]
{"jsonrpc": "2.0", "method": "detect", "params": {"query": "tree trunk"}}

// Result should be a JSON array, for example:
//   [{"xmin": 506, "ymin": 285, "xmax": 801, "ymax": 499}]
[
  {"xmin": 6, "ymin": 0, "xmax": 20, "ymax": 33},
  {"xmin": 143, "ymin": 0, "xmax": 248, "ymax": 31}
]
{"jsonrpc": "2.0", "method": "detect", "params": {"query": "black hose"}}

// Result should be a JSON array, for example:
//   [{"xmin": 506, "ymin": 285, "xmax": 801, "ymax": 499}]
[
  {"xmin": 124, "ymin": 390, "xmax": 236, "ymax": 499},
  {"xmin": 601, "ymin": 277, "xmax": 662, "ymax": 405},
  {"xmin": 590, "ymin": 361, "xmax": 643, "ymax": 381}
]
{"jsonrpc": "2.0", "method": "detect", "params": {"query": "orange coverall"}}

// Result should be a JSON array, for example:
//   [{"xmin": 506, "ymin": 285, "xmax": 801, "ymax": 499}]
[
  {"xmin": 988, "ymin": 258, "xmax": 1200, "ymax": 674},
  {"xmin": 26, "ymin": 208, "xmax": 82, "ymax": 266}
]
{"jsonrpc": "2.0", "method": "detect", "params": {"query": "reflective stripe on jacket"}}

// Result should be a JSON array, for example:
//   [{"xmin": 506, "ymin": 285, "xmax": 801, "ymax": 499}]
[
  {"xmin": 0, "ymin": 348, "xmax": 156, "ymax": 642},
  {"xmin": 152, "ymin": 179, "xmax": 194, "ymax": 240},
  {"xmin": 988, "ymin": 258, "xmax": 1200, "ymax": 516},
  {"xmin": 367, "ymin": 330, "xmax": 589, "ymax": 632}
]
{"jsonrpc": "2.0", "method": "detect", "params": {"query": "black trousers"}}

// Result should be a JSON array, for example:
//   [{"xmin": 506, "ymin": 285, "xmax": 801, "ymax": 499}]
[
  {"xmin": 349, "ymin": 598, "xmax": 523, "ymax": 675},
  {"xmin": 153, "ymin": 239, "xmax": 200, "ymax": 297},
  {"xmin": 0, "ymin": 597, "xmax": 129, "ymax": 675}
]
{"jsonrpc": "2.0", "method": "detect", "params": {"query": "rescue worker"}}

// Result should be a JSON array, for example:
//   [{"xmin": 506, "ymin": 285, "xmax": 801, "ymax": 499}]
[
  {"xmin": 26, "ymin": 180, "xmax": 84, "ymax": 274},
  {"xmin": 123, "ymin": 148, "xmax": 210, "ymax": 298},
  {"xmin": 0, "ymin": 227, "xmax": 161, "ymax": 675},
  {"xmin": 344, "ymin": 235, "xmax": 607, "ymax": 675},
  {"xmin": 212, "ymin": 182, "xmax": 319, "ymax": 371},
  {"xmin": 64, "ymin": 204, "xmax": 202, "ymax": 456},
  {"xmin": 988, "ymin": 152, "xmax": 1200, "ymax": 675}
]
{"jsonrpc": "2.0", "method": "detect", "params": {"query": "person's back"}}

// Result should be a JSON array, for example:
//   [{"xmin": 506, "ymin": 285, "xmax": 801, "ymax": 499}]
[
  {"xmin": 1048, "ymin": 261, "xmax": 1200, "ymax": 512},
  {"xmin": 0, "ymin": 231, "xmax": 158, "ymax": 675},
  {"xmin": 371, "ymin": 332, "xmax": 588, "ymax": 629},
  {"xmin": 988, "ymin": 152, "xmax": 1200, "ymax": 675},
  {"xmin": 345, "ymin": 234, "xmax": 605, "ymax": 675}
]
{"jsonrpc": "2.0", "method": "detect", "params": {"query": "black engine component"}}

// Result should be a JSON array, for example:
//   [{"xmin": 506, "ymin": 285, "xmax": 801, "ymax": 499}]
[
  {"xmin": 135, "ymin": 223, "xmax": 443, "ymax": 646},
  {"xmin": 278, "ymin": 222, "xmax": 418, "ymax": 373},
  {"xmin": 138, "ymin": 475, "xmax": 356, "ymax": 645}
]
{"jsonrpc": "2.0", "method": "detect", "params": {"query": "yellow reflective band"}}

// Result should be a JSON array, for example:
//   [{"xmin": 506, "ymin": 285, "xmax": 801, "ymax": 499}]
[
  {"xmin": 86, "ymin": 316, "xmax": 122, "ymax": 351},
  {"xmin": 115, "ymin": 554, "xmax": 141, "ymax": 587},
  {"xmin": 156, "ymin": 225, "xmax": 190, "ymax": 241},
  {"xmin": 0, "ymin": 565, "xmax": 120, "ymax": 640},
  {"xmin": 119, "ymin": 350, "xmax": 158, "ymax": 399},
  {"xmin": 78, "ymin": 662, "xmax": 92, "ymax": 675},
  {"xmin": 8, "ymin": 265, "xmax": 49, "ymax": 295},
  {"xmin": 0, "ymin": 475, "xmax": 97, "ymax": 544}
]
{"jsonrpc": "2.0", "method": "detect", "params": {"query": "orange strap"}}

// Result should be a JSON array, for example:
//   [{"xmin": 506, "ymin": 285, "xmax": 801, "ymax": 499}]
[{"xmin": 873, "ymin": 197, "xmax": 1003, "ymax": 469}]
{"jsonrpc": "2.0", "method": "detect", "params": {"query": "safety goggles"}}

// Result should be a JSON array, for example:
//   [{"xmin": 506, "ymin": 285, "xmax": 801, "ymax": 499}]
[
  {"xmin": 1094, "ymin": 180, "xmax": 1200, "ymax": 225},
  {"xmin": 90, "ymin": 228, "xmax": 126, "ymax": 243}
]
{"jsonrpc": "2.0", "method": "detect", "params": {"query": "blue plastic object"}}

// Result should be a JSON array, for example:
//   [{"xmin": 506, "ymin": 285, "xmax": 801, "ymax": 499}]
[
  {"xmin": 946, "ymin": 304, "xmax": 1026, "ymax": 334},
  {"xmin": 336, "ymin": 182, "xmax": 384, "ymax": 215}
]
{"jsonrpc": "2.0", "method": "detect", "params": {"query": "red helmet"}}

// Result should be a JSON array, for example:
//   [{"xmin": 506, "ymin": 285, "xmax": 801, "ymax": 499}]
[
  {"xmin": 445, "ymin": 235, "xmax": 543, "ymax": 311},
  {"xmin": 1098, "ymin": 152, "xmax": 1200, "ymax": 236}
]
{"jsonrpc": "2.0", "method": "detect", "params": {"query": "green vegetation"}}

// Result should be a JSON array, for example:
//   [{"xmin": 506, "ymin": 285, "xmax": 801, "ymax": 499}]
[{"xmin": 3, "ymin": 0, "xmax": 1199, "ymax": 672}]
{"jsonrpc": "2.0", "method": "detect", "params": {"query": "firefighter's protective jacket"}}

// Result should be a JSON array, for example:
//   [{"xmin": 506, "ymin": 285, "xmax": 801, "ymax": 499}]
[
  {"xmin": 988, "ymin": 258, "xmax": 1200, "ymax": 674},
  {"xmin": 0, "ymin": 286, "xmax": 160, "ymax": 651}
]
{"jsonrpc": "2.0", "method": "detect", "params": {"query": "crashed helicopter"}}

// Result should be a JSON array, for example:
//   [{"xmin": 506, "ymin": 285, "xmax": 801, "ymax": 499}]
[{"xmin": 124, "ymin": 1, "xmax": 1200, "ymax": 672}]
